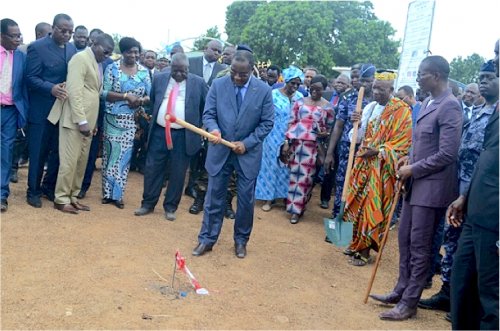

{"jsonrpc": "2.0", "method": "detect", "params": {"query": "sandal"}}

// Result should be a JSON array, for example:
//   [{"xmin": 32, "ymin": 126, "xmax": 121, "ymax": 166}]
[
  {"xmin": 343, "ymin": 248, "xmax": 356, "ymax": 256},
  {"xmin": 350, "ymin": 253, "xmax": 372, "ymax": 267},
  {"xmin": 261, "ymin": 203, "xmax": 272, "ymax": 212}
]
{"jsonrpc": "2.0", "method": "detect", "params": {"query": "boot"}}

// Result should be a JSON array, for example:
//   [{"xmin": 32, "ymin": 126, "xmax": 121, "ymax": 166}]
[
  {"xmin": 189, "ymin": 191, "xmax": 205, "ymax": 215},
  {"xmin": 224, "ymin": 195, "xmax": 235, "ymax": 219},
  {"xmin": 417, "ymin": 282, "xmax": 450, "ymax": 312}
]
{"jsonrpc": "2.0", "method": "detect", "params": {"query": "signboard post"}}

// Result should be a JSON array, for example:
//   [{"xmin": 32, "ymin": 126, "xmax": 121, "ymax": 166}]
[{"xmin": 396, "ymin": 0, "xmax": 436, "ymax": 91}]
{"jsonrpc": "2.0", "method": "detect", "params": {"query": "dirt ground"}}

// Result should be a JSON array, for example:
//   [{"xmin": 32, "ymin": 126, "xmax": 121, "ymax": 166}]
[{"xmin": 1, "ymin": 166, "xmax": 450, "ymax": 330}]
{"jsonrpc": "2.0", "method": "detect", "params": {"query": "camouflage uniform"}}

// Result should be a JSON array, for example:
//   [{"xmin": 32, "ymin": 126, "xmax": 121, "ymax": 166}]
[
  {"xmin": 440, "ymin": 102, "xmax": 497, "ymax": 284},
  {"xmin": 332, "ymin": 90, "xmax": 369, "ymax": 217}
]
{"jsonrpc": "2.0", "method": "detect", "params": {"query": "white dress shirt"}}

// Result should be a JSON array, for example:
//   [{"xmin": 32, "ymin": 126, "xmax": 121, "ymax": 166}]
[{"xmin": 156, "ymin": 77, "xmax": 186, "ymax": 129}]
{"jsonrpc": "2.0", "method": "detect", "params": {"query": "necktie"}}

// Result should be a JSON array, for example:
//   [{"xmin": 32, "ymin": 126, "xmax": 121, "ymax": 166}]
[
  {"xmin": 465, "ymin": 107, "xmax": 471, "ymax": 120},
  {"xmin": 0, "ymin": 50, "xmax": 13, "ymax": 95},
  {"xmin": 164, "ymin": 82, "xmax": 180, "ymax": 150},
  {"xmin": 203, "ymin": 63, "xmax": 211, "ymax": 83},
  {"xmin": 236, "ymin": 87, "xmax": 243, "ymax": 112}
]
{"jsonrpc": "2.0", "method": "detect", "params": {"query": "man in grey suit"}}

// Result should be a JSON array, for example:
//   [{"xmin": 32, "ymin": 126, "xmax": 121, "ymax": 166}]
[
  {"xmin": 134, "ymin": 53, "xmax": 208, "ymax": 220},
  {"xmin": 370, "ymin": 56, "xmax": 463, "ymax": 320},
  {"xmin": 188, "ymin": 40, "xmax": 225, "ymax": 86},
  {"xmin": 192, "ymin": 50, "xmax": 274, "ymax": 259}
]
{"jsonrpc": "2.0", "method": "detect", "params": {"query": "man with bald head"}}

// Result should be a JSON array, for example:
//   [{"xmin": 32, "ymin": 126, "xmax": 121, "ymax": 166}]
[{"xmin": 135, "ymin": 53, "xmax": 208, "ymax": 221}]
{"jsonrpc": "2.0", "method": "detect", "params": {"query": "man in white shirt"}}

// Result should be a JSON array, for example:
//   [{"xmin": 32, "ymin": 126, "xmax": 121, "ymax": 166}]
[{"xmin": 134, "ymin": 53, "xmax": 208, "ymax": 221}]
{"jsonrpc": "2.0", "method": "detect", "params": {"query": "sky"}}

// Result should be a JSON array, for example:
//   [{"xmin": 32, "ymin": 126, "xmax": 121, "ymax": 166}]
[{"xmin": 2, "ymin": 0, "xmax": 499, "ymax": 62}]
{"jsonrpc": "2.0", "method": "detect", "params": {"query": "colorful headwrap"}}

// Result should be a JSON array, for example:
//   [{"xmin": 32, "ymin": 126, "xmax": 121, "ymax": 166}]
[
  {"xmin": 283, "ymin": 65, "xmax": 304, "ymax": 83},
  {"xmin": 480, "ymin": 59, "xmax": 495, "ymax": 72},
  {"xmin": 375, "ymin": 69, "xmax": 397, "ymax": 81},
  {"xmin": 360, "ymin": 63, "xmax": 376, "ymax": 78}
]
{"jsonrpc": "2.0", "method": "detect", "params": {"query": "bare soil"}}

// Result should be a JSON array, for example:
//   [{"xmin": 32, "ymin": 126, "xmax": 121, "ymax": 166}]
[{"xmin": 1, "ymin": 166, "xmax": 450, "ymax": 329}]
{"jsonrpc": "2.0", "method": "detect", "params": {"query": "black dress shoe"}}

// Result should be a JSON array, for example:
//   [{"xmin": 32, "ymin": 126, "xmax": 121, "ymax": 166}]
[
  {"xmin": 134, "ymin": 206, "xmax": 153, "ymax": 216},
  {"xmin": 379, "ymin": 303, "xmax": 417, "ymax": 321},
  {"xmin": 27, "ymin": 196, "xmax": 42, "ymax": 208},
  {"xmin": 102, "ymin": 198, "xmax": 113, "ymax": 204},
  {"xmin": 235, "ymin": 243, "xmax": 247, "ymax": 258},
  {"xmin": 76, "ymin": 190, "xmax": 87, "ymax": 199},
  {"xmin": 418, "ymin": 284, "xmax": 450, "ymax": 311},
  {"xmin": 369, "ymin": 291, "xmax": 401, "ymax": 305},
  {"xmin": 114, "ymin": 199, "xmax": 125, "ymax": 209},
  {"xmin": 192, "ymin": 243, "xmax": 213, "ymax": 256}
]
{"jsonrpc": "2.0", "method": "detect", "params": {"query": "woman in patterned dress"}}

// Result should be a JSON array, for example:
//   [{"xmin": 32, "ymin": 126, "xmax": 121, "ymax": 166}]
[
  {"xmin": 283, "ymin": 75, "xmax": 334, "ymax": 223},
  {"xmin": 255, "ymin": 66, "xmax": 304, "ymax": 211},
  {"xmin": 101, "ymin": 37, "xmax": 151, "ymax": 208}
]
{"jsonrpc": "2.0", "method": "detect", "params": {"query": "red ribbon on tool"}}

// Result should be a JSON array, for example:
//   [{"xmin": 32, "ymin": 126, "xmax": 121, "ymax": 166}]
[{"xmin": 164, "ymin": 83, "xmax": 180, "ymax": 150}]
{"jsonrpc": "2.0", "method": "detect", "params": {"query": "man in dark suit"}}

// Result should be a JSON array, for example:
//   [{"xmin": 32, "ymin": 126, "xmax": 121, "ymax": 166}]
[
  {"xmin": 192, "ymin": 49, "xmax": 274, "ymax": 259},
  {"xmin": 134, "ymin": 53, "xmax": 208, "ymax": 220},
  {"xmin": 25, "ymin": 13, "xmax": 76, "ymax": 208},
  {"xmin": 188, "ymin": 40, "xmax": 225, "ymax": 86},
  {"xmin": 461, "ymin": 83, "xmax": 481, "ymax": 126},
  {"xmin": 448, "ymin": 41, "xmax": 499, "ymax": 330},
  {"xmin": 1, "ymin": 18, "xmax": 29, "ymax": 212},
  {"xmin": 370, "ymin": 56, "xmax": 463, "ymax": 320}
]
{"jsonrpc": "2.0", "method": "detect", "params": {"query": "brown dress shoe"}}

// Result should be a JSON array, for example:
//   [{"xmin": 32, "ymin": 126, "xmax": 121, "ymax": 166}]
[
  {"xmin": 72, "ymin": 201, "xmax": 90, "ymax": 211},
  {"xmin": 369, "ymin": 292, "xmax": 401, "ymax": 305},
  {"xmin": 54, "ymin": 203, "xmax": 79, "ymax": 214},
  {"xmin": 379, "ymin": 303, "xmax": 417, "ymax": 321}
]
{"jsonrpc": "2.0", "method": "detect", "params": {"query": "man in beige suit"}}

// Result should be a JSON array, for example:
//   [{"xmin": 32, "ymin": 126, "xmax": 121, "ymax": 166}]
[{"xmin": 48, "ymin": 34, "xmax": 114, "ymax": 214}]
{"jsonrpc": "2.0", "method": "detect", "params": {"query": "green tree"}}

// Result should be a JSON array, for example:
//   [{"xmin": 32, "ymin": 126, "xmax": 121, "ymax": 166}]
[
  {"xmin": 111, "ymin": 33, "xmax": 122, "ymax": 54},
  {"xmin": 225, "ymin": 1, "xmax": 264, "ymax": 45},
  {"xmin": 225, "ymin": 1, "xmax": 399, "ymax": 76},
  {"xmin": 450, "ymin": 53, "xmax": 485, "ymax": 84},
  {"xmin": 193, "ymin": 26, "xmax": 222, "ymax": 51}
]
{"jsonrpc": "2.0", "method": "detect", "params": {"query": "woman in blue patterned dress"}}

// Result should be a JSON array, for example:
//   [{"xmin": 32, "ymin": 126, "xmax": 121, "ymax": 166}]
[
  {"xmin": 101, "ymin": 37, "xmax": 151, "ymax": 208},
  {"xmin": 255, "ymin": 66, "xmax": 304, "ymax": 211}
]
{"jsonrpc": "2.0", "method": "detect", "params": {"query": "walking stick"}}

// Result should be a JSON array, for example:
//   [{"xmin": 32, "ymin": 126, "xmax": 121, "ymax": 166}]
[
  {"xmin": 165, "ymin": 114, "xmax": 236, "ymax": 149},
  {"xmin": 363, "ymin": 175, "xmax": 405, "ymax": 304}
]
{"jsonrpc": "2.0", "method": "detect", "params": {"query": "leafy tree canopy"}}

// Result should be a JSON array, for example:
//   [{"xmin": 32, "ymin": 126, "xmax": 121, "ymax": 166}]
[
  {"xmin": 225, "ymin": 1, "xmax": 399, "ymax": 76},
  {"xmin": 193, "ymin": 26, "xmax": 222, "ymax": 51},
  {"xmin": 449, "ymin": 53, "xmax": 486, "ymax": 84}
]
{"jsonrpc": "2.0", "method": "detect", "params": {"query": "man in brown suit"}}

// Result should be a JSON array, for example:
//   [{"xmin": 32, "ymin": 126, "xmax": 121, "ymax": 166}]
[
  {"xmin": 48, "ymin": 34, "xmax": 114, "ymax": 214},
  {"xmin": 369, "ymin": 56, "xmax": 463, "ymax": 320}
]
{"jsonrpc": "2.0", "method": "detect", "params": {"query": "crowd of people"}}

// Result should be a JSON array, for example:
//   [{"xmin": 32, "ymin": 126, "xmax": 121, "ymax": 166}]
[{"xmin": 1, "ymin": 13, "xmax": 498, "ymax": 327}]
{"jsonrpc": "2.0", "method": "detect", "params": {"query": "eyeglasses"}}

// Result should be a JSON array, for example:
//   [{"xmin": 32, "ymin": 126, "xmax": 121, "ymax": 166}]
[
  {"xmin": 3, "ymin": 33, "xmax": 22, "ymax": 40},
  {"xmin": 54, "ymin": 25, "xmax": 73, "ymax": 35}
]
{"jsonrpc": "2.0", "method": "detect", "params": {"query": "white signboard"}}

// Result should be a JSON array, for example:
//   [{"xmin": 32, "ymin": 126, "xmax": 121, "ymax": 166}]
[{"xmin": 396, "ymin": 0, "xmax": 436, "ymax": 91}]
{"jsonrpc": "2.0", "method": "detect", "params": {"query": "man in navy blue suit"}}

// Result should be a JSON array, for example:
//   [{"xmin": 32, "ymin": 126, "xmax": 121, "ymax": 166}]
[
  {"xmin": 25, "ymin": 13, "xmax": 76, "ymax": 208},
  {"xmin": 193, "ymin": 49, "xmax": 274, "ymax": 259},
  {"xmin": 1, "ymin": 18, "xmax": 29, "ymax": 212}
]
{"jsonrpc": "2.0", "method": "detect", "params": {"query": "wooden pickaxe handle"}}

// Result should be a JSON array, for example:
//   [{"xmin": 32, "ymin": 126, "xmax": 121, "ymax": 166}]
[{"xmin": 166, "ymin": 115, "xmax": 236, "ymax": 149}]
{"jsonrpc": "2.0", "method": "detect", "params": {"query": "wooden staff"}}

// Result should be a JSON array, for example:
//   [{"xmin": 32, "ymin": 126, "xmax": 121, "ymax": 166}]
[
  {"xmin": 363, "ymin": 176, "xmax": 405, "ymax": 304},
  {"xmin": 337, "ymin": 86, "xmax": 365, "ymax": 218},
  {"xmin": 165, "ymin": 114, "xmax": 236, "ymax": 149}
]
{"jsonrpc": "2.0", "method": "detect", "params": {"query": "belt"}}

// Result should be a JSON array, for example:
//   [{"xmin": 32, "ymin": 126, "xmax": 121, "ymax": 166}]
[{"xmin": 1, "ymin": 104, "xmax": 15, "ymax": 108}]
